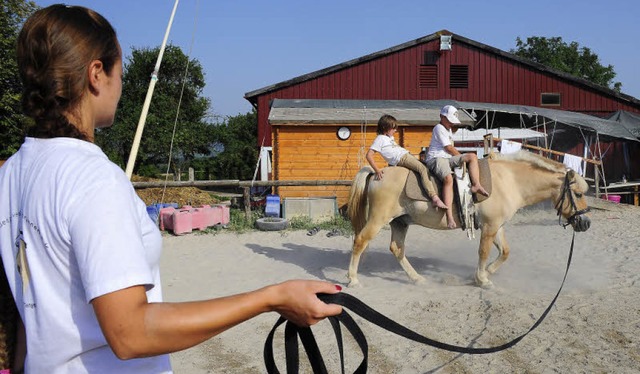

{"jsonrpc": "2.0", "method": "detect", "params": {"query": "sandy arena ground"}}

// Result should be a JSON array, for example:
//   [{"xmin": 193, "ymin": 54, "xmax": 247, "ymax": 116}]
[{"xmin": 160, "ymin": 197, "xmax": 640, "ymax": 373}]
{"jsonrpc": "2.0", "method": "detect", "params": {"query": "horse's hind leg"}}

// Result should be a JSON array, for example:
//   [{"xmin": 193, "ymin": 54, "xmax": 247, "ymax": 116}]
[
  {"xmin": 389, "ymin": 219, "xmax": 425, "ymax": 284},
  {"xmin": 347, "ymin": 220, "xmax": 384, "ymax": 287},
  {"xmin": 487, "ymin": 227, "xmax": 510, "ymax": 274}
]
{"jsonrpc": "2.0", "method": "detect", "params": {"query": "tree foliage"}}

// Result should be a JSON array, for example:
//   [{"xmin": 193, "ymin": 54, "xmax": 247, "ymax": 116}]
[
  {"xmin": 512, "ymin": 36, "xmax": 621, "ymax": 91},
  {"xmin": 96, "ymin": 45, "xmax": 215, "ymax": 174},
  {"xmin": 0, "ymin": 0, "xmax": 38, "ymax": 158},
  {"xmin": 211, "ymin": 111, "xmax": 259, "ymax": 180}
]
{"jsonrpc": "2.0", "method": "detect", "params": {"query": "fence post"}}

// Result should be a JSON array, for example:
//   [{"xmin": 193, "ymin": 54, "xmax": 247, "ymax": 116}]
[{"xmin": 243, "ymin": 187, "xmax": 251, "ymax": 221}]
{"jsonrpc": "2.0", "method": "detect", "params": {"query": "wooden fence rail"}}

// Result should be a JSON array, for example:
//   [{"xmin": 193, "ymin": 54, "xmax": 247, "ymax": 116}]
[{"xmin": 132, "ymin": 179, "xmax": 353, "ymax": 220}]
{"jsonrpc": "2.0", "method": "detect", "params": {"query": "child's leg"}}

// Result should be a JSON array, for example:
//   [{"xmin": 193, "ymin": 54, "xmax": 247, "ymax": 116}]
[
  {"xmin": 397, "ymin": 155, "xmax": 447, "ymax": 209},
  {"xmin": 461, "ymin": 154, "xmax": 489, "ymax": 196},
  {"xmin": 442, "ymin": 174, "xmax": 456, "ymax": 229}
]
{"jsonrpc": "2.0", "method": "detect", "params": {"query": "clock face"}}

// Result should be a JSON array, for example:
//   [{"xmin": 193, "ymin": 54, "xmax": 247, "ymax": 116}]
[{"xmin": 337, "ymin": 126, "xmax": 351, "ymax": 140}]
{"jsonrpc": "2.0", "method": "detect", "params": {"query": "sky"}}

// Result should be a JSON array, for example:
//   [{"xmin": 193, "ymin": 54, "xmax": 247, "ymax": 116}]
[{"xmin": 35, "ymin": 0, "xmax": 640, "ymax": 118}]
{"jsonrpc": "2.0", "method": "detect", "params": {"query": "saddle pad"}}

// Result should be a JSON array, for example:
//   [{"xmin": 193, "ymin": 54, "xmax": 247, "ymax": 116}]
[
  {"xmin": 404, "ymin": 158, "xmax": 492, "ymax": 202},
  {"xmin": 405, "ymin": 169, "xmax": 441, "ymax": 202},
  {"xmin": 475, "ymin": 157, "xmax": 492, "ymax": 203}
]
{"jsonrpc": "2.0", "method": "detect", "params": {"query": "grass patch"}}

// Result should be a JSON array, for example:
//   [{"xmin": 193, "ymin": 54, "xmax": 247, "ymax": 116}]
[
  {"xmin": 287, "ymin": 214, "xmax": 353, "ymax": 235},
  {"xmin": 195, "ymin": 208, "xmax": 354, "ymax": 235}
]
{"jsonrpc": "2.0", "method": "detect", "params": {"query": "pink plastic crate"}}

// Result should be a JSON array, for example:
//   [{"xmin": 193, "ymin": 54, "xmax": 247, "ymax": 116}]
[
  {"xmin": 171, "ymin": 209, "xmax": 193, "ymax": 235},
  {"xmin": 159, "ymin": 204, "xmax": 229, "ymax": 234},
  {"xmin": 216, "ymin": 204, "xmax": 230, "ymax": 225},
  {"xmin": 191, "ymin": 205, "xmax": 214, "ymax": 230}
]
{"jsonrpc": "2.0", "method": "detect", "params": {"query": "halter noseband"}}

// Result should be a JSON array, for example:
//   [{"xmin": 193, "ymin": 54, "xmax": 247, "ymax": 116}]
[{"xmin": 555, "ymin": 170, "xmax": 590, "ymax": 228}]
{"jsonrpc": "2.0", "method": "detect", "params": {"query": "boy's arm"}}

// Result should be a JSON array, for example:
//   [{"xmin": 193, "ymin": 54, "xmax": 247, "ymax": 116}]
[
  {"xmin": 444, "ymin": 144, "xmax": 460, "ymax": 156},
  {"xmin": 366, "ymin": 149, "xmax": 384, "ymax": 180}
]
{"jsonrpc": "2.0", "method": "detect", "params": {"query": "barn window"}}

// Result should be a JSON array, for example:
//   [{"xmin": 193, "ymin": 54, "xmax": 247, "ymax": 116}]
[
  {"xmin": 450, "ymin": 65, "xmax": 468, "ymax": 88},
  {"xmin": 423, "ymin": 51, "xmax": 440, "ymax": 65},
  {"xmin": 541, "ymin": 93, "xmax": 561, "ymax": 106},
  {"xmin": 419, "ymin": 65, "xmax": 438, "ymax": 88}
]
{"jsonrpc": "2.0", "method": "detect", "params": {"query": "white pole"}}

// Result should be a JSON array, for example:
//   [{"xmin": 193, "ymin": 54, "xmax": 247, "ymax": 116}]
[{"xmin": 125, "ymin": 0, "xmax": 180, "ymax": 179}]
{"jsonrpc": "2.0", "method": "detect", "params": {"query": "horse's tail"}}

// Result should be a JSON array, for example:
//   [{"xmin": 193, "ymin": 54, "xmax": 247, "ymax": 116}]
[{"xmin": 347, "ymin": 167, "xmax": 373, "ymax": 235}]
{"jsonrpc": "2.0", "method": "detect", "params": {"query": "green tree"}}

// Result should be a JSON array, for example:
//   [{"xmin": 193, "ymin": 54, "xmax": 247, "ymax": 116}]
[
  {"xmin": 0, "ymin": 0, "xmax": 38, "ymax": 158},
  {"xmin": 512, "ymin": 36, "xmax": 621, "ymax": 91},
  {"xmin": 96, "ymin": 44, "xmax": 214, "ymax": 175},
  {"xmin": 208, "ymin": 111, "xmax": 258, "ymax": 180}
]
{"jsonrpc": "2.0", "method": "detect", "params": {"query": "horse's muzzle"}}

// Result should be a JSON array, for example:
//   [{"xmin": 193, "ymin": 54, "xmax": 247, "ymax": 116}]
[{"xmin": 571, "ymin": 215, "xmax": 591, "ymax": 232}]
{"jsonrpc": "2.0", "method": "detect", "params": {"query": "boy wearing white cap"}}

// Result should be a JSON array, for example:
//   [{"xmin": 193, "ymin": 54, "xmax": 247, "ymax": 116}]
[{"xmin": 426, "ymin": 105, "xmax": 489, "ymax": 229}]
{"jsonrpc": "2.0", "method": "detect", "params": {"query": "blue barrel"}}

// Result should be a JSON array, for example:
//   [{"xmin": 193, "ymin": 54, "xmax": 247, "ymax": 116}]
[{"xmin": 265, "ymin": 194, "xmax": 281, "ymax": 217}]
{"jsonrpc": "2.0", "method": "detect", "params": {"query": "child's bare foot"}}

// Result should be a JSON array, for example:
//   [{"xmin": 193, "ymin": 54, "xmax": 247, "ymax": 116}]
[
  {"xmin": 431, "ymin": 195, "xmax": 448, "ymax": 210},
  {"xmin": 446, "ymin": 215, "xmax": 457, "ymax": 229},
  {"xmin": 471, "ymin": 184, "xmax": 489, "ymax": 197}
]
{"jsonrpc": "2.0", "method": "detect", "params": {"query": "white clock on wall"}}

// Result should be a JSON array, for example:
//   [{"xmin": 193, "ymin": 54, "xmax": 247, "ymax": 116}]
[{"xmin": 337, "ymin": 126, "xmax": 351, "ymax": 140}]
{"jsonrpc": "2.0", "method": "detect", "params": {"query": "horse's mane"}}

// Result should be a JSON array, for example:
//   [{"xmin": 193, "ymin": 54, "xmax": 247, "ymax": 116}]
[{"xmin": 489, "ymin": 150, "xmax": 565, "ymax": 173}]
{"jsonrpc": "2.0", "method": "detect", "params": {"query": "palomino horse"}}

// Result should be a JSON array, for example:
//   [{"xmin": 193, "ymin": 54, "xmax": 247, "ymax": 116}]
[{"xmin": 346, "ymin": 150, "xmax": 591, "ymax": 288}]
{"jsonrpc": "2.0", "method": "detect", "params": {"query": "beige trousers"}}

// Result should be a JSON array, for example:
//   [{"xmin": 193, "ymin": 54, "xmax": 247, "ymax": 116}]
[{"xmin": 396, "ymin": 154, "xmax": 437, "ymax": 198}]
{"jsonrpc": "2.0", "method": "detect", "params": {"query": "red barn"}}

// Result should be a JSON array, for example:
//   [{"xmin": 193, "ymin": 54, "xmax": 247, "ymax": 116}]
[{"xmin": 244, "ymin": 30, "xmax": 640, "ymax": 206}]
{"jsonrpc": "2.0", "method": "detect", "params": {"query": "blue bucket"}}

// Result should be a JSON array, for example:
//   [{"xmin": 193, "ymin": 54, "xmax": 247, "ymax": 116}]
[{"xmin": 265, "ymin": 194, "xmax": 281, "ymax": 217}]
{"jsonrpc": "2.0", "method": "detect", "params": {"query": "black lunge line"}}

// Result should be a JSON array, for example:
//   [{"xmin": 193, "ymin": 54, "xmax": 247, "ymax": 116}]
[{"xmin": 264, "ymin": 232, "xmax": 576, "ymax": 374}]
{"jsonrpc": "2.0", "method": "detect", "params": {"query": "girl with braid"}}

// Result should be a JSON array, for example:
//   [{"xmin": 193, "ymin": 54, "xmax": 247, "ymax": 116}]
[{"xmin": 0, "ymin": 5, "xmax": 341, "ymax": 373}]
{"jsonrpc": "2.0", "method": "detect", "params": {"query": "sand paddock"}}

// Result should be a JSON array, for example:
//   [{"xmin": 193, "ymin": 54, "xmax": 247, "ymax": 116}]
[{"xmin": 161, "ymin": 197, "xmax": 639, "ymax": 373}]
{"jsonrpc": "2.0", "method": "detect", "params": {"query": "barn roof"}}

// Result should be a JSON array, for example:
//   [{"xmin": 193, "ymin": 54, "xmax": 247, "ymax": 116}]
[
  {"xmin": 269, "ymin": 99, "xmax": 640, "ymax": 142},
  {"xmin": 244, "ymin": 30, "xmax": 640, "ymax": 108}
]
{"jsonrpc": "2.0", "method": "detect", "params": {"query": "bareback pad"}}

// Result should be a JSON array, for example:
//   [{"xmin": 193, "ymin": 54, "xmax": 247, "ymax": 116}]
[{"xmin": 405, "ymin": 157, "xmax": 492, "ymax": 203}]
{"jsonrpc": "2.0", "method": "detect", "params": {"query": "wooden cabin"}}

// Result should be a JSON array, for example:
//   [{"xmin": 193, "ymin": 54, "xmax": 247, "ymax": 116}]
[{"xmin": 268, "ymin": 100, "xmax": 473, "ymax": 207}]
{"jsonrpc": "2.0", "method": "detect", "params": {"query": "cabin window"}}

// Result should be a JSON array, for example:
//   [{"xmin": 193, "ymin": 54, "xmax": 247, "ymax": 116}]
[
  {"xmin": 541, "ymin": 93, "xmax": 561, "ymax": 106},
  {"xmin": 419, "ymin": 65, "xmax": 438, "ymax": 88},
  {"xmin": 450, "ymin": 65, "xmax": 468, "ymax": 88}
]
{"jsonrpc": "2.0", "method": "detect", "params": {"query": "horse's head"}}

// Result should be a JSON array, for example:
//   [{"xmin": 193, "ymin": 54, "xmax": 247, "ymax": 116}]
[{"xmin": 554, "ymin": 169, "xmax": 591, "ymax": 232}]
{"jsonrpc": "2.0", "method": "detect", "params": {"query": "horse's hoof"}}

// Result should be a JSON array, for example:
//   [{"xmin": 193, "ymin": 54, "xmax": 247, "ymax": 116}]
[
  {"xmin": 347, "ymin": 280, "xmax": 362, "ymax": 288},
  {"xmin": 411, "ymin": 276, "xmax": 427, "ymax": 285},
  {"xmin": 477, "ymin": 280, "xmax": 494, "ymax": 289}
]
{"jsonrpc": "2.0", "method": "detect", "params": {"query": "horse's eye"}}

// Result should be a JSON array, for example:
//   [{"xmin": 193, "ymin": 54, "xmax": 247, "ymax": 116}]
[{"xmin": 575, "ymin": 193, "xmax": 583, "ymax": 198}]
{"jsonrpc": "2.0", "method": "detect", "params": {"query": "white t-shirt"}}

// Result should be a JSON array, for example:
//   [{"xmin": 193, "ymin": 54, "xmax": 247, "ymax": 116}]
[
  {"xmin": 426, "ymin": 123, "xmax": 453, "ymax": 160},
  {"xmin": 0, "ymin": 138, "xmax": 171, "ymax": 373},
  {"xmin": 369, "ymin": 134, "xmax": 408, "ymax": 166}
]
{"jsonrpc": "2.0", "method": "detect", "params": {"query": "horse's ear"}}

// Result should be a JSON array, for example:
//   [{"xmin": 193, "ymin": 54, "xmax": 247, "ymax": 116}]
[{"xmin": 567, "ymin": 169, "xmax": 575, "ymax": 179}]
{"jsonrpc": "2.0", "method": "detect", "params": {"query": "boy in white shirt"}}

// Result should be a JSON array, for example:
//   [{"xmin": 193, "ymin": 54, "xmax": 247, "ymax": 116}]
[{"xmin": 426, "ymin": 105, "xmax": 489, "ymax": 228}]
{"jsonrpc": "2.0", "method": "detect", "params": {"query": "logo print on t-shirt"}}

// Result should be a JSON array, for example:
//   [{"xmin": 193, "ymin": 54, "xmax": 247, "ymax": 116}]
[{"xmin": 15, "ymin": 231, "xmax": 30, "ymax": 294}]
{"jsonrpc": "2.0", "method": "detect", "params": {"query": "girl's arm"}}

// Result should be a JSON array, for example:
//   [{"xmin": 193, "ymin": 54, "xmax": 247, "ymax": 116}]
[
  {"xmin": 366, "ymin": 149, "xmax": 384, "ymax": 180},
  {"xmin": 91, "ymin": 280, "xmax": 341, "ymax": 360}
]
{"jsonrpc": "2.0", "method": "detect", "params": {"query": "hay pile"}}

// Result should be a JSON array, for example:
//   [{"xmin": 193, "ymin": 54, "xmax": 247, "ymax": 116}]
[
  {"xmin": 135, "ymin": 187, "xmax": 219, "ymax": 207},
  {"xmin": 131, "ymin": 176, "xmax": 220, "ymax": 207}
]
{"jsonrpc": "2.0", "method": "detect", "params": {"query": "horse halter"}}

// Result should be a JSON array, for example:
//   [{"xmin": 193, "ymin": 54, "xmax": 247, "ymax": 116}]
[{"xmin": 554, "ymin": 170, "xmax": 590, "ymax": 229}]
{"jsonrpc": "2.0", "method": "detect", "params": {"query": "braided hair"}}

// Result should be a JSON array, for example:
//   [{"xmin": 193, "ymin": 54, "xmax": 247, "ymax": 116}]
[{"xmin": 17, "ymin": 5, "xmax": 120, "ymax": 141}]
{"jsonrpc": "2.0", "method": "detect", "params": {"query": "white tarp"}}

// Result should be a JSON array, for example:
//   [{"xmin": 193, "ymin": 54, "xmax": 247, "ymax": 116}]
[{"xmin": 453, "ymin": 127, "xmax": 546, "ymax": 141}]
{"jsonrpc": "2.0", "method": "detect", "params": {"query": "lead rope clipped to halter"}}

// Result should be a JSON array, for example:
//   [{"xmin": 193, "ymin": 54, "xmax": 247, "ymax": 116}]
[
  {"xmin": 264, "ymin": 231, "xmax": 577, "ymax": 373},
  {"xmin": 554, "ymin": 170, "xmax": 590, "ymax": 228}
]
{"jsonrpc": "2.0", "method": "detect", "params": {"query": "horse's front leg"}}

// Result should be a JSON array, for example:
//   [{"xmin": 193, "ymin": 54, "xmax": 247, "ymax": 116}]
[
  {"xmin": 347, "ymin": 220, "xmax": 384, "ymax": 288},
  {"xmin": 486, "ymin": 226, "xmax": 510, "ymax": 274},
  {"xmin": 389, "ymin": 219, "xmax": 425, "ymax": 284},
  {"xmin": 475, "ymin": 228, "xmax": 497, "ymax": 288}
]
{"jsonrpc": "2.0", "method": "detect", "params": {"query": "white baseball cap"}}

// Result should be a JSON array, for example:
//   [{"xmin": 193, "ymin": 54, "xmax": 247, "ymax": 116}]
[{"xmin": 440, "ymin": 105, "xmax": 461, "ymax": 124}]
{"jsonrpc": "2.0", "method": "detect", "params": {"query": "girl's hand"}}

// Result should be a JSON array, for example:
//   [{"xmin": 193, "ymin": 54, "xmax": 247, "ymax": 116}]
[
  {"xmin": 375, "ymin": 170, "xmax": 384, "ymax": 180},
  {"xmin": 269, "ymin": 280, "xmax": 342, "ymax": 327}
]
